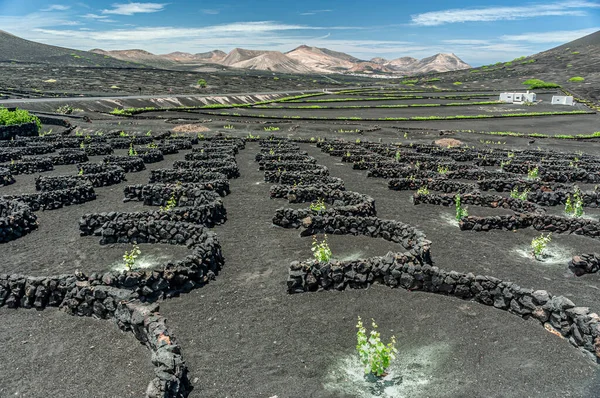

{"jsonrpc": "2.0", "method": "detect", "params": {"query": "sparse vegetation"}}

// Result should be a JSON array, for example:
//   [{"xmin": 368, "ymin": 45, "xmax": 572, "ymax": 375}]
[
  {"xmin": 356, "ymin": 317, "xmax": 397, "ymax": 377},
  {"xmin": 309, "ymin": 198, "xmax": 326, "ymax": 212},
  {"xmin": 527, "ymin": 166, "xmax": 539, "ymax": 180},
  {"xmin": 522, "ymin": 79, "xmax": 561, "ymax": 89},
  {"xmin": 264, "ymin": 126, "xmax": 280, "ymax": 131},
  {"xmin": 565, "ymin": 187, "xmax": 584, "ymax": 217},
  {"xmin": 531, "ymin": 233, "xmax": 551, "ymax": 259},
  {"xmin": 510, "ymin": 188, "xmax": 529, "ymax": 200},
  {"xmin": 123, "ymin": 245, "xmax": 141, "ymax": 271},
  {"xmin": 417, "ymin": 186, "xmax": 430, "ymax": 195},
  {"xmin": 312, "ymin": 235, "xmax": 332, "ymax": 263},
  {"xmin": 455, "ymin": 194, "xmax": 468, "ymax": 221},
  {"xmin": 197, "ymin": 79, "xmax": 207, "ymax": 88},
  {"xmin": 568, "ymin": 76, "xmax": 585, "ymax": 82},
  {"xmin": 160, "ymin": 193, "xmax": 177, "ymax": 212},
  {"xmin": 0, "ymin": 107, "xmax": 42, "ymax": 131}
]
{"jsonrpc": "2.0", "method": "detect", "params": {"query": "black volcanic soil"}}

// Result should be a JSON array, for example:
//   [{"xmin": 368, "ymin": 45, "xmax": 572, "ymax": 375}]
[
  {"xmin": 0, "ymin": 307, "xmax": 153, "ymax": 398},
  {"xmin": 2, "ymin": 82, "xmax": 600, "ymax": 397},
  {"xmin": 158, "ymin": 144, "xmax": 600, "ymax": 398}
]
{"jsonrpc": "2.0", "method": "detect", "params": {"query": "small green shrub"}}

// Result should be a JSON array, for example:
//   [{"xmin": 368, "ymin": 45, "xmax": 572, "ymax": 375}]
[
  {"xmin": 531, "ymin": 233, "xmax": 551, "ymax": 259},
  {"xmin": 0, "ymin": 107, "xmax": 42, "ymax": 131},
  {"xmin": 312, "ymin": 235, "xmax": 332, "ymax": 263},
  {"xmin": 123, "ymin": 245, "xmax": 141, "ymax": 270},
  {"xmin": 197, "ymin": 79, "xmax": 207, "ymax": 88},
  {"xmin": 453, "ymin": 81, "xmax": 463, "ymax": 86},
  {"xmin": 160, "ymin": 193, "xmax": 177, "ymax": 212},
  {"xmin": 356, "ymin": 317, "xmax": 397, "ymax": 377},
  {"xmin": 437, "ymin": 165, "xmax": 449, "ymax": 175},
  {"xmin": 128, "ymin": 143, "xmax": 137, "ymax": 157},
  {"xmin": 310, "ymin": 198, "xmax": 326, "ymax": 212},
  {"xmin": 455, "ymin": 194, "xmax": 468, "ymax": 221},
  {"xmin": 527, "ymin": 166, "xmax": 539, "ymax": 180},
  {"xmin": 264, "ymin": 126, "xmax": 280, "ymax": 131},
  {"xmin": 565, "ymin": 187, "xmax": 584, "ymax": 217},
  {"xmin": 510, "ymin": 187, "xmax": 529, "ymax": 200},
  {"xmin": 417, "ymin": 186, "xmax": 429, "ymax": 195},
  {"xmin": 568, "ymin": 76, "xmax": 585, "ymax": 82}
]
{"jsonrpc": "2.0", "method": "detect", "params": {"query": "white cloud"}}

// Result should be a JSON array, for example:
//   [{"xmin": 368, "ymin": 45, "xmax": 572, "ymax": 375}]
[
  {"xmin": 411, "ymin": 1, "xmax": 600, "ymax": 26},
  {"xmin": 301, "ymin": 9, "xmax": 332, "ymax": 16},
  {"xmin": 0, "ymin": 12, "xmax": 81, "ymax": 31},
  {"xmin": 82, "ymin": 13, "xmax": 110, "ymax": 19},
  {"xmin": 501, "ymin": 27, "xmax": 599, "ymax": 42},
  {"xmin": 41, "ymin": 4, "xmax": 71, "ymax": 11},
  {"xmin": 442, "ymin": 39, "xmax": 490, "ymax": 45},
  {"xmin": 102, "ymin": 2, "xmax": 168, "ymax": 16},
  {"xmin": 201, "ymin": 9, "xmax": 220, "ymax": 15}
]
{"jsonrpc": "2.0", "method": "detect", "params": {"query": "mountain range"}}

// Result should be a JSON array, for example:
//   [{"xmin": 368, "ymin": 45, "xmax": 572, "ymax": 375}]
[{"xmin": 89, "ymin": 44, "xmax": 470, "ymax": 75}]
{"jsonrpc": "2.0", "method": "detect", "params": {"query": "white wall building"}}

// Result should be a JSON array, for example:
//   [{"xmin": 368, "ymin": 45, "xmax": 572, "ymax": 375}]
[
  {"xmin": 551, "ymin": 95, "xmax": 574, "ymax": 106},
  {"xmin": 499, "ymin": 92, "xmax": 537, "ymax": 104}
]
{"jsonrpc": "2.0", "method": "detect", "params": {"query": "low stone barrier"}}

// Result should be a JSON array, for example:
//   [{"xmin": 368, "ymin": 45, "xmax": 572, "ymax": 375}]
[
  {"xmin": 389, "ymin": 178, "xmax": 476, "ymax": 193},
  {"xmin": 3, "ymin": 183, "xmax": 96, "ymax": 211},
  {"xmin": 0, "ymin": 199, "xmax": 38, "ymax": 242},
  {"xmin": 0, "ymin": 148, "xmax": 22, "ymax": 162},
  {"xmin": 49, "ymin": 150, "xmax": 89, "ymax": 165},
  {"xmin": 287, "ymin": 259, "xmax": 600, "ymax": 362},
  {"xmin": 173, "ymin": 160, "xmax": 240, "ymax": 179},
  {"xmin": 137, "ymin": 149, "xmax": 164, "ymax": 164},
  {"xmin": 413, "ymin": 192, "xmax": 544, "ymax": 213},
  {"xmin": 272, "ymin": 188, "xmax": 376, "ymax": 228},
  {"xmin": 459, "ymin": 213, "xmax": 600, "ymax": 239},
  {"xmin": 84, "ymin": 144, "xmax": 114, "ymax": 156},
  {"xmin": 0, "ymin": 167, "xmax": 15, "ymax": 186},
  {"xmin": 264, "ymin": 169, "xmax": 329, "ymax": 184},
  {"xmin": 8, "ymin": 158, "xmax": 54, "ymax": 175},
  {"xmin": 0, "ymin": 122, "xmax": 38, "ymax": 140},
  {"xmin": 104, "ymin": 156, "xmax": 146, "ymax": 172},
  {"xmin": 149, "ymin": 170, "xmax": 229, "ymax": 196},
  {"xmin": 184, "ymin": 152, "xmax": 235, "ymax": 162},
  {"xmin": 570, "ymin": 254, "xmax": 600, "ymax": 276}
]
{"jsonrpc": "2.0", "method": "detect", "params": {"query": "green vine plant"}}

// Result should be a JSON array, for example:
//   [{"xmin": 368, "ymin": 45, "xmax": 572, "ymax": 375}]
[
  {"xmin": 123, "ymin": 245, "xmax": 141, "ymax": 271},
  {"xmin": 160, "ymin": 193, "xmax": 177, "ymax": 212},
  {"xmin": 527, "ymin": 166, "xmax": 539, "ymax": 180},
  {"xmin": 531, "ymin": 233, "xmax": 552, "ymax": 260},
  {"xmin": 78, "ymin": 168, "xmax": 84, "ymax": 176},
  {"xmin": 395, "ymin": 151, "xmax": 402, "ymax": 162},
  {"xmin": 312, "ymin": 235, "xmax": 332, "ymax": 263},
  {"xmin": 565, "ymin": 187, "xmax": 584, "ymax": 217},
  {"xmin": 356, "ymin": 317, "xmax": 397, "ymax": 377},
  {"xmin": 437, "ymin": 165, "xmax": 449, "ymax": 175},
  {"xmin": 416, "ymin": 186, "xmax": 430, "ymax": 195},
  {"xmin": 510, "ymin": 187, "xmax": 529, "ymax": 200},
  {"xmin": 128, "ymin": 143, "xmax": 138, "ymax": 156},
  {"xmin": 309, "ymin": 198, "xmax": 326, "ymax": 212},
  {"xmin": 455, "ymin": 194, "xmax": 468, "ymax": 221}
]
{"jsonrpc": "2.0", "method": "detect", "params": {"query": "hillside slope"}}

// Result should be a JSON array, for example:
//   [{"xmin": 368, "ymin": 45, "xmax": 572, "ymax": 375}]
[
  {"xmin": 0, "ymin": 30, "xmax": 142, "ymax": 68},
  {"xmin": 435, "ymin": 30, "xmax": 600, "ymax": 102}
]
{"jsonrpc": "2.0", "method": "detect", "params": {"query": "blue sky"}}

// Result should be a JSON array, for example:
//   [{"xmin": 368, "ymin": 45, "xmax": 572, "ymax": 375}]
[{"xmin": 0, "ymin": 0, "xmax": 599, "ymax": 65}]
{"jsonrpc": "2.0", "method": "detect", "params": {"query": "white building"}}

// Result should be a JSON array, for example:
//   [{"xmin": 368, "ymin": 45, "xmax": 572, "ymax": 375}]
[
  {"xmin": 551, "ymin": 95, "xmax": 574, "ymax": 106},
  {"xmin": 499, "ymin": 91, "xmax": 537, "ymax": 104}
]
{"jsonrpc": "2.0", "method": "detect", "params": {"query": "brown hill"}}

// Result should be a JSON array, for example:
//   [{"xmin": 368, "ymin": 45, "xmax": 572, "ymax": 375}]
[
  {"xmin": 229, "ymin": 51, "xmax": 312, "ymax": 73},
  {"xmin": 161, "ymin": 50, "xmax": 226, "ymax": 64},
  {"xmin": 220, "ymin": 48, "xmax": 270, "ymax": 66},
  {"xmin": 285, "ymin": 45, "xmax": 358, "ymax": 73},
  {"xmin": 412, "ymin": 53, "xmax": 470, "ymax": 74},
  {"xmin": 90, "ymin": 49, "xmax": 176, "ymax": 69}
]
